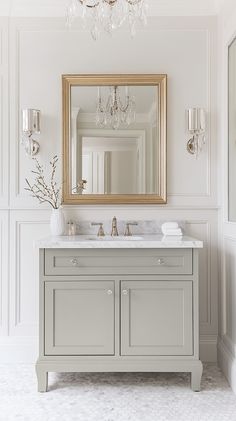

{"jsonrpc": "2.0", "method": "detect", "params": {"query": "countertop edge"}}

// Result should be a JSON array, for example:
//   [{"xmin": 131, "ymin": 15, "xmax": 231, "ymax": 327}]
[{"xmin": 35, "ymin": 235, "xmax": 203, "ymax": 249}]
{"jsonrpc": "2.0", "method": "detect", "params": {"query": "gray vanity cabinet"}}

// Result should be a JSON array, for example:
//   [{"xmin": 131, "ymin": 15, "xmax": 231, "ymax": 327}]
[
  {"xmin": 36, "ymin": 247, "xmax": 203, "ymax": 393},
  {"xmin": 121, "ymin": 280, "xmax": 193, "ymax": 356},
  {"xmin": 44, "ymin": 281, "xmax": 115, "ymax": 355}
]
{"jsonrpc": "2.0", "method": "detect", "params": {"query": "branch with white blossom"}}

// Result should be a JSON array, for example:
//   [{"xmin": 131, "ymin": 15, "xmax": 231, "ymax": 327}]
[{"xmin": 25, "ymin": 155, "xmax": 61, "ymax": 209}]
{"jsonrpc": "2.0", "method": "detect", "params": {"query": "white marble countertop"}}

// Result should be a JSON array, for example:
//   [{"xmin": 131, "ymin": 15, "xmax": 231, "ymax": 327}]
[{"xmin": 36, "ymin": 235, "xmax": 203, "ymax": 249}]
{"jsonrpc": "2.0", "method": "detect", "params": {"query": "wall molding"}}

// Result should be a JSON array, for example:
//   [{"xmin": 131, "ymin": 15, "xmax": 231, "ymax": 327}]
[
  {"xmin": 0, "ymin": 337, "xmax": 38, "ymax": 363},
  {"xmin": 221, "ymin": 237, "xmax": 236, "ymax": 344},
  {"xmin": 0, "ymin": 19, "xmax": 9, "ymax": 207},
  {"xmin": 0, "ymin": 1, "xmax": 219, "ymax": 18},
  {"xmin": 9, "ymin": 26, "xmax": 20, "ymax": 203},
  {"xmin": 0, "ymin": 75, "xmax": 4, "ymax": 198},
  {"xmin": 5, "ymin": 211, "xmax": 218, "ymax": 363},
  {"xmin": 0, "ymin": 205, "xmax": 221, "ymax": 211},
  {"xmin": 186, "ymin": 218, "xmax": 218, "ymax": 337},
  {"xmin": 169, "ymin": 28, "xmax": 212, "ymax": 200},
  {"xmin": 0, "ymin": 211, "xmax": 9, "ymax": 336},
  {"xmin": 13, "ymin": 220, "xmax": 49, "ymax": 332},
  {"xmin": 217, "ymin": 2, "xmax": 236, "ymax": 397},
  {"xmin": 8, "ymin": 19, "xmax": 218, "ymax": 209},
  {"xmin": 200, "ymin": 334, "xmax": 218, "ymax": 362},
  {"xmin": 186, "ymin": 220, "xmax": 212, "ymax": 328},
  {"xmin": 218, "ymin": 336, "xmax": 236, "ymax": 393},
  {"xmin": 221, "ymin": 334, "xmax": 236, "ymax": 357},
  {"xmin": 9, "ymin": 212, "xmax": 50, "ymax": 336}
]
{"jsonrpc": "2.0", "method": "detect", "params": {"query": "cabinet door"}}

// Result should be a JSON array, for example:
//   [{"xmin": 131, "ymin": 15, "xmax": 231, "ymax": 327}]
[
  {"xmin": 121, "ymin": 281, "xmax": 193, "ymax": 356},
  {"xmin": 45, "ymin": 281, "xmax": 114, "ymax": 355}
]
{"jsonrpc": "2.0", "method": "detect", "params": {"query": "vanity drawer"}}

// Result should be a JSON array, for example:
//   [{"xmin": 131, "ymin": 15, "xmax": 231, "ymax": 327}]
[{"xmin": 44, "ymin": 249, "xmax": 192, "ymax": 276}]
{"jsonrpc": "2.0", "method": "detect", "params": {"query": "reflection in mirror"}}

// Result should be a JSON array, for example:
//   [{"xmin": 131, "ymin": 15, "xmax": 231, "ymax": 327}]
[
  {"xmin": 62, "ymin": 75, "xmax": 167, "ymax": 204},
  {"xmin": 70, "ymin": 85, "xmax": 158, "ymax": 195},
  {"xmin": 96, "ymin": 86, "xmax": 136, "ymax": 129},
  {"xmin": 228, "ymin": 38, "xmax": 236, "ymax": 221}
]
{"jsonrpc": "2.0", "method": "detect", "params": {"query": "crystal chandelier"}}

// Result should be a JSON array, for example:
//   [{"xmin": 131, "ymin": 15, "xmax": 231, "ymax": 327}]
[
  {"xmin": 96, "ymin": 86, "xmax": 136, "ymax": 129},
  {"xmin": 66, "ymin": 0, "xmax": 148, "ymax": 40}
]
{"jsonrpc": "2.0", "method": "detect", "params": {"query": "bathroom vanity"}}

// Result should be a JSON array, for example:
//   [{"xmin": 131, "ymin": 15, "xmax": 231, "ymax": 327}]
[{"xmin": 36, "ymin": 235, "xmax": 203, "ymax": 392}]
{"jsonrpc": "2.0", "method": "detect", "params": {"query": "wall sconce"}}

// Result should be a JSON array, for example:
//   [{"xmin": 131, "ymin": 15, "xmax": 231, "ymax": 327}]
[
  {"xmin": 21, "ymin": 109, "xmax": 41, "ymax": 156},
  {"xmin": 187, "ymin": 108, "xmax": 206, "ymax": 156}
]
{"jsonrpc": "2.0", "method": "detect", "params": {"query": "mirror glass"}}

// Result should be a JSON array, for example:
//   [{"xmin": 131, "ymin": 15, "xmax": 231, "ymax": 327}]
[
  {"xmin": 62, "ymin": 75, "xmax": 167, "ymax": 204},
  {"xmin": 71, "ymin": 85, "xmax": 158, "ymax": 195},
  {"xmin": 228, "ymin": 39, "xmax": 236, "ymax": 220}
]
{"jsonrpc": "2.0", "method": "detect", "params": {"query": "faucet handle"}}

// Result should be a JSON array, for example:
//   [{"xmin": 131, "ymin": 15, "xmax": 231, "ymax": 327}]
[
  {"xmin": 124, "ymin": 222, "xmax": 138, "ymax": 236},
  {"xmin": 91, "ymin": 222, "xmax": 105, "ymax": 237}
]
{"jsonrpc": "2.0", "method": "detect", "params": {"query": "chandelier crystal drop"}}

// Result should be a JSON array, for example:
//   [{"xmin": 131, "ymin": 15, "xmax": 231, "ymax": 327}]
[
  {"xmin": 66, "ymin": 0, "xmax": 148, "ymax": 40},
  {"xmin": 96, "ymin": 86, "xmax": 136, "ymax": 130}
]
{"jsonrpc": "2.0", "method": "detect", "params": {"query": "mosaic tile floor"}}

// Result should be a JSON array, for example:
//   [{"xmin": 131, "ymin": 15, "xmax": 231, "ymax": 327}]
[{"xmin": 0, "ymin": 364, "xmax": 236, "ymax": 421}]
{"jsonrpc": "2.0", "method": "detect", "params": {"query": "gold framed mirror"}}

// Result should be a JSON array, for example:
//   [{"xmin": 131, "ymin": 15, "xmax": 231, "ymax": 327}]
[{"xmin": 62, "ymin": 74, "xmax": 167, "ymax": 205}]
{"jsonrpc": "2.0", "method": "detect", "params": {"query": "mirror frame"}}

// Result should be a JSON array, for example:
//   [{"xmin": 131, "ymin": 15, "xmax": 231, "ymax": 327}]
[{"xmin": 62, "ymin": 74, "xmax": 167, "ymax": 204}]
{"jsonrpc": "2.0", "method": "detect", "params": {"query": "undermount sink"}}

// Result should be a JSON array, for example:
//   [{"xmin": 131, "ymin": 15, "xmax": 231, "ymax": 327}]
[{"xmin": 86, "ymin": 235, "xmax": 143, "ymax": 241}]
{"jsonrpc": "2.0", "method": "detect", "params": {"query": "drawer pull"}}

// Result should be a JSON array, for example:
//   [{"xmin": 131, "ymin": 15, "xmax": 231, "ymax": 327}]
[
  {"xmin": 70, "ymin": 258, "xmax": 79, "ymax": 266},
  {"xmin": 107, "ymin": 289, "xmax": 113, "ymax": 295},
  {"xmin": 157, "ymin": 258, "xmax": 165, "ymax": 265},
  {"xmin": 122, "ymin": 289, "xmax": 128, "ymax": 295}
]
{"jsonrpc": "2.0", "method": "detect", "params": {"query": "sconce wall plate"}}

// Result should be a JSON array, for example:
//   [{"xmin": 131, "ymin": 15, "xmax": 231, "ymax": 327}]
[
  {"xmin": 21, "ymin": 109, "xmax": 41, "ymax": 157},
  {"xmin": 186, "ymin": 108, "xmax": 206, "ymax": 157},
  {"xmin": 187, "ymin": 138, "xmax": 197, "ymax": 154}
]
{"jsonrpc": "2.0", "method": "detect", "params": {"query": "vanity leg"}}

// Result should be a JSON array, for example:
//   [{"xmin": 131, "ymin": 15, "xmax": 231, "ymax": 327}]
[
  {"xmin": 36, "ymin": 366, "xmax": 48, "ymax": 392},
  {"xmin": 191, "ymin": 362, "xmax": 203, "ymax": 392}
]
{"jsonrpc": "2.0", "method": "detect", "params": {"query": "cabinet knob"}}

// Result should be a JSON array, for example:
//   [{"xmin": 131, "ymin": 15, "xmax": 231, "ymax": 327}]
[
  {"xmin": 70, "ymin": 258, "xmax": 79, "ymax": 266},
  {"xmin": 107, "ymin": 290, "xmax": 113, "ymax": 295},
  {"xmin": 122, "ymin": 289, "xmax": 128, "ymax": 295},
  {"xmin": 157, "ymin": 258, "xmax": 165, "ymax": 265}
]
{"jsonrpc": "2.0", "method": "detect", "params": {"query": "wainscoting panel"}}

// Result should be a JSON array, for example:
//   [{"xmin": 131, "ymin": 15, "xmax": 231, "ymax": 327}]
[
  {"xmin": 185, "ymin": 219, "xmax": 218, "ymax": 334},
  {"xmin": 218, "ymin": 237, "xmax": 236, "ymax": 393},
  {"xmin": 0, "ymin": 18, "xmax": 9, "ymax": 208},
  {"xmin": 4, "ymin": 207, "xmax": 218, "ymax": 361},
  {"xmin": 9, "ymin": 210, "xmax": 50, "ymax": 336},
  {"xmin": 0, "ymin": 211, "xmax": 9, "ymax": 336}
]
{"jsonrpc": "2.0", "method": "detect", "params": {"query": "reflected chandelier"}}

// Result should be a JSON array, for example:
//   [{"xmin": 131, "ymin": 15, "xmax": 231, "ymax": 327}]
[
  {"xmin": 96, "ymin": 86, "xmax": 136, "ymax": 130},
  {"xmin": 66, "ymin": 0, "xmax": 148, "ymax": 40}
]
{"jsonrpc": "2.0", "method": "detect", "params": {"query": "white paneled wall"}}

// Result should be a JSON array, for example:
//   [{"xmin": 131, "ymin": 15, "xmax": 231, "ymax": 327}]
[
  {"xmin": 0, "ymin": 211, "xmax": 8, "ymax": 337},
  {"xmin": 9, "ymin": 211, "xmax": 50, "ymax": 337},
  {"xmin": 0, "ymin": 16, "xmax": 219, "ymax": 362},
  {"xmin": 0, "ymin": 19, "xmax": 9, "ymax": 207},
  {"xmin": 0, "ymin": 0, "xmax": 219, "ymax": 17},
  {"xmin": 218, "ymin": 0, "xmax": 236, "ymax": 393},
  {"xmin": 0, "ymin": 18, "xmax": 9, "ymax": 342}
]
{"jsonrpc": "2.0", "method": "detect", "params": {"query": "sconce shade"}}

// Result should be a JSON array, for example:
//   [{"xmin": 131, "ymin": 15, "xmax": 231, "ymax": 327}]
[
  {"xmin": 22, "ymin": 109, "xmax": 41, "ymax": 134},
  {"xmin": 187, "ymin": 108, "xmax": 205, "ymax": 132}
]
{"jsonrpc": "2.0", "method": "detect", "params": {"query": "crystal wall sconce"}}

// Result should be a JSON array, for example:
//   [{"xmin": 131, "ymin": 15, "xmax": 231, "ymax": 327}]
[
  {"xmin": 187, "ymin": 108, "xmax": 206, "ymax": 157},
  {"xmin": 21, "ymin": 109, "xmax": 41, "ymax": 156}
]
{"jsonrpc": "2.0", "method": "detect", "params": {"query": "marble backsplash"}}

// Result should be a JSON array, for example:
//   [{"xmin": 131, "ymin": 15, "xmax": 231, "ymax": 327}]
[{"xmin": 67, "ymin": 220, "xmax": 186, "ymax": 236}]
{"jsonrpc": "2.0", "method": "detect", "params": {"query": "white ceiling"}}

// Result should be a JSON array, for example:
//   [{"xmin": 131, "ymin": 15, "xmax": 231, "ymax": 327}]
[{"xmin": 0, "ymin": 0, "xmax": 227, "ymax": 17}]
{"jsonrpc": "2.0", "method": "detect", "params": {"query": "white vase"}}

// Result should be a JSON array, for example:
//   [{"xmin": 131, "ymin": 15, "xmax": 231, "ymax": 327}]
[{"xmin": 50, "ymin": 207, "xmax": 65, "ymax": 236}]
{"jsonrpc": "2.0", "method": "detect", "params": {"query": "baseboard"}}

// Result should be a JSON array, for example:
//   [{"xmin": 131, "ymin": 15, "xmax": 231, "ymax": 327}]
[
  {"xmin": 218, "ymin": 336, "xmax": 236, "ymax": 394},
  {"xmin": 0, "ymin": 335, "xmax": 217, "ymax": 364},
  {"xmin": 0, "ymin": 337, "xmax": 38, "ymax": 363},
  {"xmin": 200, "ymin": 335, "xmax": 217, "ymax": 362}
]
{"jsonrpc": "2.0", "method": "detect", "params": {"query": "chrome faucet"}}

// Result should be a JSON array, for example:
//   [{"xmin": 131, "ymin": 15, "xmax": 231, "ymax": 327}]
[{"xmin": 111, "ymin": 216, "xmax": 119, "ymax": 236}]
